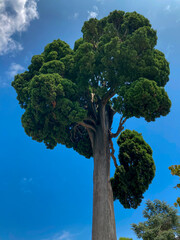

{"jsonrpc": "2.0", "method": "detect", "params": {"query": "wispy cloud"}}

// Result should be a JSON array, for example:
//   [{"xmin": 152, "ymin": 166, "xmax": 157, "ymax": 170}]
[
  {"xmin": 88, "ymin": 6, "xmax": 99, "ymax": 19},
  {"xmin": 73, "ymin": 12, "xmax": 79, "ymax": 19},
  {"xmin": 20, "ymin": 177, "xmax": 33, "ymax": 194},
  {"xmin": 96, "ymin": 0, "xmax": 104, "ymax": 3},
  {"xmin": 43, "ymin": 231, "xmax": 74, "ymax": 240},
  {"xmin": 165, "ymin": 44, "xmax": 174, "ymax": 59},
  {"xmin": 0, "ymin": 62, "xmax": 24, "ymax": 88},
  {"xmin": 165, "ymin": 4, "xmax": 171, "ymax": 12},
  {"xmin": 0, "ymin": 0, "xmax": 39, "ymax": 55},
  {"xmin": 8, "ymin": 63, "xmax": 25, "ymax": 79}
]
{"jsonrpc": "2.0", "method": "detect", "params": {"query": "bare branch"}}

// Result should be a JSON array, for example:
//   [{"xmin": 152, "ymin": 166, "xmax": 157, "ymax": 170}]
[
  {"xmin": 84, "ymin": 117, "xmax": 96, "ymax": 126},
  {"xmin": 78, "ymin": 121, "xmax": 96, "ymax": 133},
  {"xmin": 111, "ymin": 116, "xmax": 127, "ymax": 138},
  {"xmin": 109, "ymin": 135, "xmax": 118, "ymax": 168}
]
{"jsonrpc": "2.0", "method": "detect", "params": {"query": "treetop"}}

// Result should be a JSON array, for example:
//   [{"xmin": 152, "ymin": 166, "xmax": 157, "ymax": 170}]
[{"xmin": 12, "ymin": 10, "xmax": 171, "ymax": 157}]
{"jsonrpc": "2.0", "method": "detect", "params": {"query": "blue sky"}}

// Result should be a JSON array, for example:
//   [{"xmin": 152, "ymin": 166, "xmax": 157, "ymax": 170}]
[{"xmin": 0, "ymin": 0, "xmax": 180, "ymax": 239}]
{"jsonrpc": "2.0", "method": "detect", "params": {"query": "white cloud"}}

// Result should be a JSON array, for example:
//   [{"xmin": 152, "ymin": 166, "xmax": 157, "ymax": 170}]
[
  {"xmin": 8, "ymin": 63, "xmax": 25, "ymax": 78},
  {"xmin": 88, "ymin": 6, "xmax": 99, "ymax": 19},
  {"xmin": 43, "ymin": 231, "xmax": 73, "ymax": 240},
  {"xmin": 0, "ymin": 0, "xmax": 39, "ymax": 55},
  {"xmin": 0, "ymin": 62, "xmax": 24, "ymax": 88},
  {"xmin": 41, "ymin": 228, "xmax": 90, "ymax": 240}
]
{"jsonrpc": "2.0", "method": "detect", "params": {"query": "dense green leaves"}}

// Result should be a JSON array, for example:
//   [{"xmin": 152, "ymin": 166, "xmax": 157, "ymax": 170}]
[
  {"xmin": 111, "ymin": 130, "xmax": 155, "ymax": 208},
  {"xmin": 40, "ymin": 60, "xmax": 65, "ymax": 75},
  {"xmin": 113, "ymin": 78, "xmax": 171, "ymax": 121},
  {"xmin": 80, "ymin": 10, "xmax": 169, "ymax": 93},
  {"xmin": 123, "ymin": 78, "xmax": 171, "ymax": 121},
  {"xmin": 21, "ymin": 73, "xmax": 87, "ymax": 149},
  {"xmin": 119, "ymin": 238, "xmax": 133, "ymax": 240},
  {"xmin": 12, "ymin": 10, "xmax": 171, "ymax": 161},
  {"xmin": 132, "ymin": 200, "xmax": 180, "ymax": 240},
  {"xmin": 43, "ymin": 39, "xmax": 73, "ymax": 61}
]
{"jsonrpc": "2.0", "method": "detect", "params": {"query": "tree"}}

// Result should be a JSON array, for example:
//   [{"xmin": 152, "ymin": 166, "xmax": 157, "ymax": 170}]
[
  {"xmin": 12, "ymin": 10, "xmax": 171, "ymax": 240},
  {"xmin": 169, "ymin": 165, "xmax": 180, "ymax": 207},
  {"xmin": 132, "ymin": 200, "xmax": 180, "ymax": 240}
]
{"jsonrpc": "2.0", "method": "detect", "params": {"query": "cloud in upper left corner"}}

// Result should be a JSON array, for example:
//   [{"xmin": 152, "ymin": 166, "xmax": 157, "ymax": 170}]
[{"xmin": 0, "ymin": 0, "xmax": 39, "ymax": 56}]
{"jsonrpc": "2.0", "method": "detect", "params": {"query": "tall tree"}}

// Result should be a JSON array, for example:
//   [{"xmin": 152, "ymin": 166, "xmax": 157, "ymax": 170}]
[
  {"xmin": 12, "ymin": 10, "xmax": 171, "ymax": 240},
  {"xmin": 132, "ymin": 200, "xmax": 180, "ymax": 240}
]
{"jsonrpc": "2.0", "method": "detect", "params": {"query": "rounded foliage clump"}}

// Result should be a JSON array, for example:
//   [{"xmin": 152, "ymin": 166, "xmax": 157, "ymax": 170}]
[
  {"xmin": 123, "ymin": 78, "xmax": 171, "ymax": 121},
  {"xmin": 21, "ymin": 73, "xmax": 87, "ymax": 149},
  {"xmin": 111, "ymin": 130, "xmax": 156, "ymax": 208},
  {"xmin": 12, "ymin": 39, "xmax": 92, "ymax": 158}
]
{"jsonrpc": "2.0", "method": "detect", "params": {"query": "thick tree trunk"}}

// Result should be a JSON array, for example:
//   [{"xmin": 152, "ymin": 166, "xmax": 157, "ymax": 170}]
[{"xmin": 92, "ymin": 105, "xmax": 117, "ymax": 240}]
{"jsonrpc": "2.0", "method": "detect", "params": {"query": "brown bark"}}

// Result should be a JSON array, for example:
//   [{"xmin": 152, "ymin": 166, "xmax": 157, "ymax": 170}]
[{"xmin": 91, "ymin": 104, "xmax": 117, "ymax": 240}]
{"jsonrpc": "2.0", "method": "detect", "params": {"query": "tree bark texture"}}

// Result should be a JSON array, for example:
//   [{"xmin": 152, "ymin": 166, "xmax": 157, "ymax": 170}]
[{"xmin": 92, "ymin": 105, "xmax": 117, "ymax": 240}]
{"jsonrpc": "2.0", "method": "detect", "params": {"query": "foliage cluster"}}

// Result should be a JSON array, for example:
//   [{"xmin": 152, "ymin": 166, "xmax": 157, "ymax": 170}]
[
  {"xmin": 111, "ymin": 130, "xmax": 155, "ymax": 208},
  {"xmin": 119, "ymin": 238, "xmax": 133, "ymax": 240},
  {"xmin": 132, "ymin": 200, "xmax": 180, "ymax": 240}
]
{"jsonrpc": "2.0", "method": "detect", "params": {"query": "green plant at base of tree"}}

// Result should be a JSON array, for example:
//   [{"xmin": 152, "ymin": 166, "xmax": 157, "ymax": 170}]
[
  {"xmin": 119, "ymin": 237, "xmax": 133, "ymax": 240},
  {"xmin": 132, "ymin": 200, "xmax": 180, "ymax": 240},
  {"xmin": 12, "ymin": 10, "xmax": 171, "ymax": 240}
]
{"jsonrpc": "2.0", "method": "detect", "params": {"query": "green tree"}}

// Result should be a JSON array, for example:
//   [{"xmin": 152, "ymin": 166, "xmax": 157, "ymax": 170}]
[
  {"xmin": 169, "ymin": 165, "xmax": 180, "ymax": 207},
  {"xmin": 132, "ymin": 200, "xmax": 180, "ymax": 240},
  {"xmin": 12, "ymin": 10, "xmax": 171, "ymax": 240}
]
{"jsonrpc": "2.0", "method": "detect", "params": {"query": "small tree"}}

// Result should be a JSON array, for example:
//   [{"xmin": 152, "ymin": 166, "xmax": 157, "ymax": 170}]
[
  {"xmin": 119, "ymin": 237, "xmax": 133, "ymax": 240},
  {"xmin": 12, "ymin": 10, "xmax": 171, "ymax": 240},
  {"xmin": 132, "ymin": 200, "xmax": 180, "ymax": 240},
  {"xmin": 169, "ymin": 165, "xmax": 180, "ymax": 207}
]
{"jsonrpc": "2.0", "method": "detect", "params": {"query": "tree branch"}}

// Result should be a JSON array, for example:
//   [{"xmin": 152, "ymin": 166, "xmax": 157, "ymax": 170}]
[
  {"xmin": 109, "ymin": 134, "xmax": 118, "ymax": 168},
  {"xmin": 78, "ymin": 121, "xmax": 96, "ymax": 133},
  {"xmin": 111, "ymin": 116, "xmax": 127, "ymax": 138},
  {"xmin": 87, "ymin": 91, "xmax": 98, "ymax": 121},
  {"xmin": 87, "ymin": 128, "xmax": 94, "ymax": 150},
  {"xmin": 102, "ymin": 90, "xmax": 116, "ymax": 106},
  {"xmin": 84, "ymin": 117, "xmax": 96, "ymax": 126}
]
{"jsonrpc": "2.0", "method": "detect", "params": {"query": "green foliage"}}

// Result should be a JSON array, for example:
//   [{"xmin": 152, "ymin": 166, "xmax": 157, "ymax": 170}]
[
  {"xmin": 169, "ymin": 165, "xmax": 180, "ymax": 207},
  {"xmin": 119, "ymin": 238, "xmax": 133, "ymax": 240},
  {"xmin": 21, "ymin": 73, "xmax": 87, "ymax": 149},
  {"xmin": 132, "ymin": 200, "xmax": 180, "ymax": 240},
  {"xmin": 40, "ymin": 60, "xmax": 65, "ymax": 75},
  {"xmin": 111, "ymin": 130, "xmax": 155, "ymax": 208},
  {"xmin": 122, "ymin": 78, "xmax": 171, "ymax": 121},
  {"xmin": 12, "ymin": 11, "xmax": 171, "ymax": 168}
]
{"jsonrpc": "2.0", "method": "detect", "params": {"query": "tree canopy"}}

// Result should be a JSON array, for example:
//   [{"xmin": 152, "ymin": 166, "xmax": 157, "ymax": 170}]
[
  {"xmin": 12, "ymin": 10, "xmax": 171, "ymax": 209},
  {"xmin": 132, "ymin": 200, "xmax": 180, "ymax": 240}
]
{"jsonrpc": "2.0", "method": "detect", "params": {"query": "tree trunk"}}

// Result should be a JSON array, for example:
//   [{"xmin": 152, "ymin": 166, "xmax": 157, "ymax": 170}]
[{"xmin": 92, "ymin": 104, "xmax": 117, "ymax": 240}]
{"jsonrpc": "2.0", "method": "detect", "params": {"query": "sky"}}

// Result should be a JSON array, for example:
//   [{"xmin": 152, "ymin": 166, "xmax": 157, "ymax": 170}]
[{"xmin": 0, "ymin": 0, "xmax": 180, "ymax": 239}]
